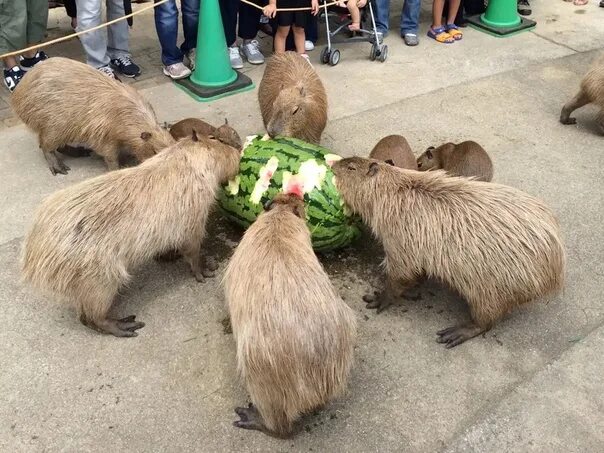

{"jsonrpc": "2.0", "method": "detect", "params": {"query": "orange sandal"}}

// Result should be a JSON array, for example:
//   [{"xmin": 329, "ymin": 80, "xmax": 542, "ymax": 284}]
[
  {"xmin": 445, "ymin": 24, "xmax": 463, "ymax": 40},
  {"xmin": 427, "ymin": 26, "xmax": 454, "ymax": 44}
]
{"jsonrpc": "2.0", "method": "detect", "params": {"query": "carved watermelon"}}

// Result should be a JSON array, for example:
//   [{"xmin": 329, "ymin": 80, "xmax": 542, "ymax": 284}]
[{"xmin": 218, "ymin": 135, "xmax": 361, "ymax": 251}]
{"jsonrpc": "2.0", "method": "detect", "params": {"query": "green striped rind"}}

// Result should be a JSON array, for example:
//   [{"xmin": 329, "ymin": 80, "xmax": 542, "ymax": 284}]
[{"xmin": 218, "ymin": 135, "xmax": 361, "ymax": 251}]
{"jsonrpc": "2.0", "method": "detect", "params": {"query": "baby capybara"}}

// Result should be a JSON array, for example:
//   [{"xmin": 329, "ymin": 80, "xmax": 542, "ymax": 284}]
[
  {"xmin": 416, "ymin": 141, "xmax": 493, "ymax": 182},
  {"xmin": 560, "ymin": 53, "xmax": 604, "ymax": 134},
  {"xmin": 22, "ymin": 134, "xmax": 240, "ymax": 337},
  {"xmin": 223, "ymin": 193, "xmax": 357, "ymax": 437},
  {"xmin": 258, "ymin": 51, "xmax": 328, "ymax": 144},
  {"xmin": 11, "ymin": 57, "xmax": 174, "ymax": 175},
  {"xmin": 369, "ymin": 134, "xmax": 417, "ymax": 169},
  {"xmin": 169, "ymin": 118, "xmax": 242, "ymax": 150},
  {"xmin": 331, "ymin": 157, "xmax": 565, "ymax": 348}
]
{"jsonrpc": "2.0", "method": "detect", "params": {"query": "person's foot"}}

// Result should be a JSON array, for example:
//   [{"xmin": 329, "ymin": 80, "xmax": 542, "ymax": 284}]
[
  {"xmin": 98, "ymin": 65, "xmax": 119, "ymax": 80},
  {"xmin": 185, "ymin": 48, "xmax": 196, "ymax": 70},
  {"xmin": 402, "ymin": 33, "xmax": 419, "ymax": 46},
  {"xmin": 19, "ymin": 51, "xmax": 49, "ymax": 71},
  {"xmin": 305, "ymin": 40, "xmax": 315, "ymax": 51},
  {"xmin": 110, "ymin": 55, "xmax": 141, "ymax": 78},
  {"xmin": 229, "ymin": 46, "xmax": 244, "ymax": 69},
  {"xmin": 517, "ymin": 0, "xmax": 531, "ymax": 16},
  {"xmin": 240, "ymin": 40, "xmax": 265, "ymax": 65},
  {"xmin": 3, "ymin": 66, "xmax": 25, "ymax": 92},
  {"xmin": 163, "ymin": 62, "xmax": 191, "ymax": 80}
]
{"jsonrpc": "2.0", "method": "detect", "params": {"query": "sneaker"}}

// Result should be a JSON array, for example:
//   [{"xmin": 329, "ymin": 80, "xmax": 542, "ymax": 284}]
[
  {"xmin": 163, "ymin": 62, "xmax": 191, "ymax": 80},
  {"xmin": 110, "ymin": 55, "xmax": 141, "ymax": 77},
  {"xmin": 517, "ymin": 0, "xmax": 531, "ymax": 16},
  {"xmin": 402, "ymin": 33, "xmax": 419, "ymax": 46},
  {"xmin": 305, "ymin": 40, "xmax": 315, "ymax": 51},
  {"xmin": 19, "ymin": 51, "xmax": 49, "ymax": 71},
  {"xmin": 240, "ymin": 40, "xmax": 265, "ymax": 65},
  {"xmin": 229, "ymin": 46, "xmax": 244, "ymax": 69},
  {"xmin": 98, "ymin": 65, "xmax": 119, "ymax": 80},
  {"xmin": 185, "ymin": 48, "xmax": 196, "ymax": 70},
  {"xmin": 3, "ymin": 66, "xmax": 25, "ymax": 92}
]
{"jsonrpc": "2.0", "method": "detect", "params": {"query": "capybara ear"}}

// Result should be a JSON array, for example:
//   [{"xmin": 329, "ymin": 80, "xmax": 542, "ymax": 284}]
[
  {"xmin": 224, "ymin": 118, "xmax": 229, "ymax": 125},
  {"xmin": 191, "ymin": 130, "xmax": 199, "ymax": 142},
  {"xmin": 299, "ymin": 86, "xmax": 306, "ymax": 97},
  {"xmin": 263, "ymin": 199, "xmax": 274, "ymax": 211},
  {"xmin": 426, "ymin": 148, "xmax": 433, "ymax": 159},
  {"xmin": 367, "ymin": 162, "xmax": 379, "ymax": 177},
  {"xmin": 292, "ymin": 204, "xmax": 303, "ymax": 218},
  {"xmin": 141, "ymin": 132, "xmax": 152, "ymax": 141},
  {"xmin": 385, "ymin": 159, "xmax": 395, "ymax": 166}
]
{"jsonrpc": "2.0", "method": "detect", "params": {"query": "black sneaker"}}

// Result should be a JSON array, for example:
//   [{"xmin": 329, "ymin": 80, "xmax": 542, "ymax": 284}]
[
  {"xmin": 110, "ymin": 56, "xmax": 141, "ymax": 78},
  {"xmin": 517, "ymin": 0, "xmax": 531, "ymax": 16},
  {"xmin": 3, "ymin": 66, "xmax": 25, "ymax": 92},
  {"xmin": 19, "ymin": 51, "xmax": 49, "ymax": 71}
]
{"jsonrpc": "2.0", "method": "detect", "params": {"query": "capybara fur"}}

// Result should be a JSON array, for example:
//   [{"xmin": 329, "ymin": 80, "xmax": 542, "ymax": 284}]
[
  {"xmin": 417, "ymin": 141, "xmax": 493, "ymax": 182},
  {"xmin": 223, "ymin": 193, "xmax": 357, "ymax": 437},
  {"xmin": 331, "ymin": 157, "xmax": 565, "ymax": 348},
  {"xmin": 169, "ymin": 118, "xmax": 242, "ymax": 150},
  {"xmin": 560, "ymin": 53, "xmax": 604, "ymax": 134},
  {"xmin": 11, "ymin": 57, "xmax": 174, "ymax": 175},
  {"xmin": 21, "ymin": 134, "xmax": 240, "ymax": 337},
  {"xmin": 258, "ymin": 51, "xmax": 328, "ymax": 144},
  {"xmin": 369, "ymin": 135, "xmax": 418, "ymax": 170}
]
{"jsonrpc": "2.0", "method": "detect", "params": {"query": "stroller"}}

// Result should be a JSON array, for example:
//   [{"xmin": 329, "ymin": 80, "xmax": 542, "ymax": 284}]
[{"xmin": 318, "ymin": 0, "xmax": 388, "ymax": 66}]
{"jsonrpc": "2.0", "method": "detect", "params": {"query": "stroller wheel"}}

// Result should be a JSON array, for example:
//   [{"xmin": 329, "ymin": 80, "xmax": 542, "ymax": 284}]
[
  {"xmin": 369, "ymin": 43, "xmax": 378, "ymax": 61},
  {"xmin": 379, "ymin": 45, "xmax": 388, "ymax": 62},
  {"xmin": 320, "ymin": 47, "xmax": 331, "ymax": 65},
  {"xmin": 329, "ymin": 49, "xmax": 341, "ymax": 66}
]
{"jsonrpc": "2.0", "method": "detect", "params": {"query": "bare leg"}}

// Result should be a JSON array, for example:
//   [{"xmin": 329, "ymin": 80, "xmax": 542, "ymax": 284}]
[
  {"xmin": 446, "ymin": 0, "xmax": 461, "ymax": 24},
  {"xmin": 560, "ymin": 90, "xmax": 590, "ymax": 124},
  {"xmin": 292, "ymin": 26, "xmax": 306, "ymax": 54},
  {"xmin": 274, "ymin": 26, "xmax": 290, "ymax": 53},
  {"xmin": 348, "ymin": 3, "xmax": 361, "ymax": 30},
  {"xmin": 431, "ymin": 0, "xmax": 446, "ymax": 28},
  {"xmin": 362, "ymin": 274, "xmax": 415, "ymax": 313}
]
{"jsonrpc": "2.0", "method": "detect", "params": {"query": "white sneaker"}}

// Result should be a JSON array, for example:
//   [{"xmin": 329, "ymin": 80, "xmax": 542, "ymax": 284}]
[
  {"xmin": 98, "ymin": 65, "xmax": 118, "ymax": 79},
  {"xmin": 229, "ymin": 46, "xmax": 244, "ymax": 69},
  {"xmin": 305, "ymin": 40, "xmax": 315, "ymax": 51},
  {"xmin": 185, "ymin": 48, "xmax": 196, "ymax": 71},
  {"xmin": 241, "ymin": 39, "xmax": 265, "ymax": 65},
  {"xmin": 163, "ymin": 62, "xmax": 191, "ymax": 80}
]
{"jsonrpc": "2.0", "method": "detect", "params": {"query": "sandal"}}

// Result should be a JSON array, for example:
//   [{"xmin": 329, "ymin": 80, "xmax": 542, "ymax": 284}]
[
  {"xmin": 427, "ymin": 26, "xmax": 454, "ymax": 44},
  {"xmin": 445, "ymin": 24, "xmax": 463, "ymax": 40},
  {"xmin": 573, "ymin": 0, "xmax": 588, "ymax": 4}
]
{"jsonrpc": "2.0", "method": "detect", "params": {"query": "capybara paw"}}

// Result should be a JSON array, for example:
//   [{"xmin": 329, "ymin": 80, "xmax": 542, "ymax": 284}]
[
  {"xmin": 49, "ymin": 161, "xmax": 71, "ymax": 176},
  {"xmin": 202, "ymin": 269, "xmax": 216, "ymax": 278},
  {"xmin": 436, "ymin": 324, "xmax": 484, "ymax": 349},
  {"xmin": 205, "ymin": 257, "xmax": 219, "ymax": 272},
  {"xmin": 560, "ymin": 117, "xmax": 577, "ymax": 125},
  {"xmin": 233, "ymin": 405, "xmax": 264, "ymax": 432},
  {"xmin": 91, "ymin": 316, "xmax": 145, "ymax": 337},
  {"xmin": 194, "ymin": 272, "xmax": 205, "ymax": 283},
  {"xmin": 364, "ymin": 294, "xmax": 392, "ymax": 313},
  {"xmin": 362, "ymin": 291, "xmax": 378, "ymax": 303}
]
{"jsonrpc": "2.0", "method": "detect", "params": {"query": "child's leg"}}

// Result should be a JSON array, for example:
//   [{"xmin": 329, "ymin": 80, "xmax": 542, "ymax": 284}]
[
  {"xmin": 348, "ymin": 3, "xmax": 361, "ymax": 30},
  {"xmin": 274, "ymin": 25, "xmax": 291, "ymax": 53},
  {"xmin": 292, "ymin": 25, "xmax": 306, "ymax": 54},
  {"xmin": 431, "ymin": 0, "xmax": 445, "ymax": 28},
  {"xmin": 446, "ymin": 0, "xmax": 461, "ymax": 24}
]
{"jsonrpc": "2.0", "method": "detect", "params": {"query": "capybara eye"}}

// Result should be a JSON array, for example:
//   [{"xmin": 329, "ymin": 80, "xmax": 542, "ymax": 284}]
[
  {"xmin": 347, "ymin": 163, "xmax": 356, "ymax": 171},
  {"xmin": 417, "ymin": 162, "xmax": 422, "ymax": 168}
]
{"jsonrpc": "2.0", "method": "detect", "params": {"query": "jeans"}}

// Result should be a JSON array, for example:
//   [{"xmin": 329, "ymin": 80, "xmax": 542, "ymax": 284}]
[
  {"xmin": 154, "ymin": 0, "xmax": 199, "ymax": 65},
  {"xmin": 374, "ymin": 0, "xmax": 421, "ymax": 35},
  {"xmin": 75, "ymin": 0, "xmax": 130, "ymax": 68}
]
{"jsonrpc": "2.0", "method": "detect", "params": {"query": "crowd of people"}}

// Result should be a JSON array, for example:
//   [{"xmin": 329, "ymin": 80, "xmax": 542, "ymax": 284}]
[{"xmin": 1, "ymin": 0, "xmax": 601, "ymax": 92}]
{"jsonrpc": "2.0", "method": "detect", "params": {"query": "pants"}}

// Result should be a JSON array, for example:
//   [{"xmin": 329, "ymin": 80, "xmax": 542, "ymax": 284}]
[
  {"xmin": 154, "ymin": 0, "xmax": 199, "ymax": 65},
  {"xmin": 219, "ymin": 0, "xmax": 262, "ymax": 46},
  {"xmin": 374, "ymin": 0, "xmax": 421, "ymax": 35},
  {"xmin": 0, "ymin": 0, "xmax": 49, "ymax": 55},
  {"xmin": 64, "ymin": 0, "xmax": 77, "ymax": 18},
  {"xmin": 75, "ymin": 0, "xmax": 130, "ymax": 68}
]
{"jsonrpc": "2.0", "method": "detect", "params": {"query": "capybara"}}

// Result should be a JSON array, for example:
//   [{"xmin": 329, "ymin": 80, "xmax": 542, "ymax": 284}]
[
  {"xmin": 223, "ymin": 193, "xmax": 357, "ymax": 437},
  {"xmin": 330, "ymin": 157, "xmax": 565, "ymax": 348},
  {"xmin": 416, "ymin": 141, "xmax": 493, "ymax": 182},
  {"xmin": 169, "ymin": 118, "xmax": 243, "ymax": 150},
  {"xmin": 21, "ymin": 133, "xmax": 240, "ymax": 337},
  {"xmin": 11, "ymin": 57, "xmax": 174, "ymax": 175},
  {"xmin": 258, "ymin": 51, "xmax": 328, "ymax": 144},
  {"xmin": 369, "ymin": 134, "xmax": 418, "ymax": 170},
  {"xmin": 560, "ymin": 53, "xmax": 604, "ymax": 133}
]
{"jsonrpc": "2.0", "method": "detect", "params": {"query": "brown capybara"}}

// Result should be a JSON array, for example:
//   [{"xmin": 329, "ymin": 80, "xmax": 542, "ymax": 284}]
[
  {"xmin": 331, "ymin": 157, "xmax": 565, "ymax": 348},
  {"xmin": 560, "ymin": 53, "xmax": 604, "ymax": 133},
  {"xmin": 169, "ymin": 118, "xmax": 243, "ymax": 150},
  {"xmin": 223, "ymin": 193, "xmax": 357, "ymax": 437},
  {"xmin": 258, "ymin": 51, "xmax": 328, "ymax": 144},
  {"xmin": 369, "ymin": 134, "xmax": 418, "ymax": 170},
  {"xmin": 416, "ymin": 141, "xmax": 493, "ymax": 182},
  {"xmin": 11, "ymin": 57, "xmax": 174, "ymax": 175},
  {"xmin": 21, "ymin": 133, "xmax": 240, "ymax": 337}
]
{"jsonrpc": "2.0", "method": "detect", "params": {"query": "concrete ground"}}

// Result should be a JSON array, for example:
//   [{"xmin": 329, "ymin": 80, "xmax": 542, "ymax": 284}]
[{"xmin": 1, "ymin": 1, "xmax": 603, "ymax": 452}]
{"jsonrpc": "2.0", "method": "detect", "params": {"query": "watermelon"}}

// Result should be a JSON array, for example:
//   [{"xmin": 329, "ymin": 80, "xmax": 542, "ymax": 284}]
[{"xmin": 218, "ymin": 135, "xmax": 361, "ymax": 251}]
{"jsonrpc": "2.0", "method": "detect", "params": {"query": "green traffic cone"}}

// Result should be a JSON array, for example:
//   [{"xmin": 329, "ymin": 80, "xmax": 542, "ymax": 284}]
[
  {"xmin": 467, "ymin": 0, "xmax": 536, "ymax": 37},
  {"xmin": 175, "ymin": 0, "xmax": 254, "ymax": 102}
]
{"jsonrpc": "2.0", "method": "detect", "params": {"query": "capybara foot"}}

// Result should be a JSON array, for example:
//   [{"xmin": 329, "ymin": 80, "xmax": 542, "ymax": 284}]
[
  {"xmin": 205, "ymin": 256, "xmax": 219, "ymax": 272},
  {"xmin": 559, "ymin": 116, "xmax": 577, "ymax": 125},
  {"xmin": 81, "ymin": 314, "xmax": 145, "ymax": 337},
  {"xmin": 48, "ymin": 158, "xmax": 71, "ymax": 175},
  {"xmin": 233, "ymin": 404, "xmax": 266, "ymax": 432},
  {"xmin": 436, "ymin": 323, "xmax": 485, "ymax": 348},
  {"xmin": 363, "ymin": 291, "xmax": 396, "ymax": 313}
]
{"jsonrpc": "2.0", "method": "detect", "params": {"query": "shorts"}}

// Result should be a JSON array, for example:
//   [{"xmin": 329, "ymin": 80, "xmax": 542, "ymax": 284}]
[{"xmin": 276, "ymin": 0, "xmax": 309, "ymax": 28}]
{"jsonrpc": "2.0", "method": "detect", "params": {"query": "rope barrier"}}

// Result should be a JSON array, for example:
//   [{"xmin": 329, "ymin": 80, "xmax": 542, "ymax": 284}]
[{"xmin": 0, "ymin": 0, "xmax": 349, "ymax": 60}]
